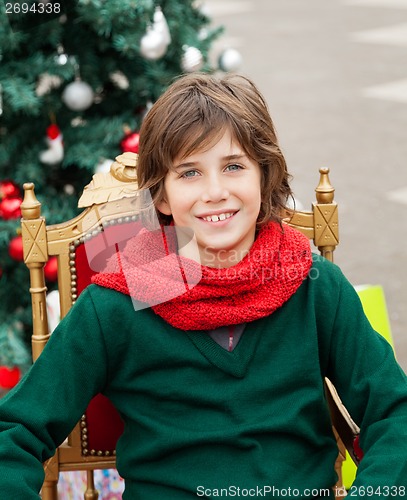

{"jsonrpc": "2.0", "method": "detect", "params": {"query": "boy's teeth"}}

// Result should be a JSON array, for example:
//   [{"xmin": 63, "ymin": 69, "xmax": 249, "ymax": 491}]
[{"xmin": 203, "ymin": 212, "xmax": 234, "ymax": 222}]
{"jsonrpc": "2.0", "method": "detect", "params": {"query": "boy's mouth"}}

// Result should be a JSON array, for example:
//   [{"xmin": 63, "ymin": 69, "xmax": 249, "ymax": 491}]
[{"xmin": 198, "ymin": 211, "xmax": 238, "ymax": 223}]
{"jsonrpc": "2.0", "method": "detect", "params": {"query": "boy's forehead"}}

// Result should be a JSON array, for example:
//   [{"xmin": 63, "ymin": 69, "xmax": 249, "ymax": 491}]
[{"xmin": 174, "ymin": 125, "xmax": 238, "ymax": 162}]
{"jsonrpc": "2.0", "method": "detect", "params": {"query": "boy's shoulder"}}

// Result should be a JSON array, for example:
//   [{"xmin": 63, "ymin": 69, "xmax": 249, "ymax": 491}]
[
  {"xmin": 87, "ymin": 282, "xmax": 126, "ymax": 298},
  {"xmin": 311, "ymin": 252, "xmax": 344, "ymax": 276},
  {"xmin": 307, "ymin": 253, "xmax": 349, "ymax": 293},
  {"xmin": 81, "ymin": 283, "xmax": 134, "ymax": 313},
  {"xmin": 85, "ymin": 283, "xmax": 155, "ymax": 321}
]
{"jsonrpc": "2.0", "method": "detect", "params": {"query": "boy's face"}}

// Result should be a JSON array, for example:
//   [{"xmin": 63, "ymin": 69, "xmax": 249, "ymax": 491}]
[{"xmin": 157, "ymin": 128, "xmax": 262, "ymax": 268}]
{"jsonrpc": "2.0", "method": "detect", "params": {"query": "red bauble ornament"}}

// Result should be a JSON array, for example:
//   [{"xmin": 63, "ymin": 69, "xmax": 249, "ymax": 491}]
[
  {"xmin": 44, "ymin": 256, "xmax": 58, "ymax": 282},
  {"xmin": 120, "ymin": 130, "xmax": 140, "ymax": 153},
  {"xmin": 0, "ymin": 196, "xmax": 22, "ymax": 220},
  {"xmin": 0, "ymin": 366, "xmax": 21, "ymax": 389},
  {"xmin": 8, "ymin": 235, "xmax": 24, "ymax": 261},
  {"xmin": 46, "ymin": 124, "xmax": 61, "ymax": 140},
  {"xmin": 0, "ymin": 180, "xmax": 20, "ymax": 200}
]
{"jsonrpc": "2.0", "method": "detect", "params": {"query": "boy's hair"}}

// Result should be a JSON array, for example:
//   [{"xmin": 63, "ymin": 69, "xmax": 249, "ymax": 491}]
[{"xmin": 137, "ymin": 72, "xmax": 293, "ymax": 226}]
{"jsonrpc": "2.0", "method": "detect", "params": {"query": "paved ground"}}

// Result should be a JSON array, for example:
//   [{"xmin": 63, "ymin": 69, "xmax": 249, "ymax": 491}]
[{"xmin": 207, "ymin": 0, "xmax": 407, "ymax": 370}]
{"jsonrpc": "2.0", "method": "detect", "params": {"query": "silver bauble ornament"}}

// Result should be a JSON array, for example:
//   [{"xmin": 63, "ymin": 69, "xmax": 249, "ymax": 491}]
[
  {"xmin": 218, "ymin": 48, "xmax": 243, "ymax": 72},
  {"xmin": 181, "ymin": 46, "xmax": 204, "ymax": 73},
  {"xmin": 62, "ymin": 80, "xmax": 94, "ymax": 111},
  {"xmin": 140, "ymin": 27, "xmax": 168, "ymax": 60},
  {"xmin": 153, "ymin": 7, "xmax": 171, "ymax": 46}
]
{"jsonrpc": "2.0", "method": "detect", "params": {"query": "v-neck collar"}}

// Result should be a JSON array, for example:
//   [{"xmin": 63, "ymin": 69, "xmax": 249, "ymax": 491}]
[{"xmin": 185, "ymin": 317, "xmax": 266, "ymax": 378}]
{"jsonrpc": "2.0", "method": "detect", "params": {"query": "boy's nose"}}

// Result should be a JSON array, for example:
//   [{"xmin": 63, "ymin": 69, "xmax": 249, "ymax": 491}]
[{"xmin": 201, "ymin": 176, "xmax": 229, "ymax": 203}]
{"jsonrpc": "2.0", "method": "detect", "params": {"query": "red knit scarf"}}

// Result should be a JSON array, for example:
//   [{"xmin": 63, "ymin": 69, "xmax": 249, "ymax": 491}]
[{"xmin": 92, "ymin": 222, "xmax": 312, "ymax": 330}]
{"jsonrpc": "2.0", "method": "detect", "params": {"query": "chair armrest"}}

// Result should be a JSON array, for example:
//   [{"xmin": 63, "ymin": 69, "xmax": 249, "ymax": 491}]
[{"xmin": 325, "ymin": 378, "xmax": 362, "ymax": 465}]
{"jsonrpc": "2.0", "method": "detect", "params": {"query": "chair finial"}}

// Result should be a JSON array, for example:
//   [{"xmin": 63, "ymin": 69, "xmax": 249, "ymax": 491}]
[
  {"xmin": 111, "ymin": 152, "xmax": 138, "ymax": 182},
  {"xmin": 21, "ymin": 183, "xmax": 42, "ymax": 219},
  {"xmin": 315, "ymin": 167, "xmax": 335, "ymax": 204}
]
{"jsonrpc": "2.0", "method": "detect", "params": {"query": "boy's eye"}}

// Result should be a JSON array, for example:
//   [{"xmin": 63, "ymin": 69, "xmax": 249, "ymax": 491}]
[
  {"xmin": 180, "ymin": 170, "xmax": 199, "ymax": 178},
  {"xmin": 225, "ymin": 164, "xmax": 243, "ymax": 172}
]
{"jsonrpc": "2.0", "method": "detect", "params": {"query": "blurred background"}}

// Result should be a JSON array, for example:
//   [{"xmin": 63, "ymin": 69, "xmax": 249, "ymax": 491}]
[
  {"xmin": 207, "ymin": 0, "xmax": 407, "ymax": 370},
  {"xmin": 0, "ymin": 0, "xmax": 406, "ymax": 388}
]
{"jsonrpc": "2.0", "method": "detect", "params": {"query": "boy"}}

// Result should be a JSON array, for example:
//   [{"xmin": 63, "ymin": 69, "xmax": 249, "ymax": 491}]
[{"xmin": 0, "ymin": 73, "xmax": 406, "ymax": 498}]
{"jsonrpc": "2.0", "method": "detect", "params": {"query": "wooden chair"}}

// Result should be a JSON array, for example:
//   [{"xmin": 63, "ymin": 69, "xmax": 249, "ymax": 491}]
[{"xmin": 21, "ymin": 155, "xmax": 359, "ymax": 498}]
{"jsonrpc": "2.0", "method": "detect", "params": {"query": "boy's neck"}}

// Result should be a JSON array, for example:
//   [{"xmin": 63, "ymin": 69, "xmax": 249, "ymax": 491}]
[{"xmin": 193, "ymin": 246, "xmax": 250, "ymax": 268}]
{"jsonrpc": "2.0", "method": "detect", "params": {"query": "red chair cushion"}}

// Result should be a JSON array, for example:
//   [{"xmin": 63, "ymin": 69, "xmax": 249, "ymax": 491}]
[{"xmin": 74, "ymin": 222, "xmax": 142, "ymax": 453}]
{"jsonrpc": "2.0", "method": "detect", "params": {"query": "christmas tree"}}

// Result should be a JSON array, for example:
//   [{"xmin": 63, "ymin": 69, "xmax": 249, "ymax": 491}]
[{"xmin": 0, "ymin": 0, "xmax": 229, "ymax": 387}]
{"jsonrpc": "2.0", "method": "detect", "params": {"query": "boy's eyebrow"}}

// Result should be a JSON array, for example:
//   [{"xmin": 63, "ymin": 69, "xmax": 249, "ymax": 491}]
[
  {"xmin": 222, "ymin": 153, "xmax": 247, "ymax": 161},
  {"xmin": 173, "ymin": 153, "xmax": 247, "ymax": 170}
]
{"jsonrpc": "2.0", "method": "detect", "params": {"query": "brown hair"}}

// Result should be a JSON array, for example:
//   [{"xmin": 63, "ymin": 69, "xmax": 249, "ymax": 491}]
[{"xmin": 137, "ymin": 72, "xmax": 293, "ymax": 226}]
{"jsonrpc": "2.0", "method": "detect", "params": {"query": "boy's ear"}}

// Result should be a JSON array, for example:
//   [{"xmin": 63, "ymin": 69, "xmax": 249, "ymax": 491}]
[{"xmin": 156, "ymin": 198, "xmax": 172, "ymax": 216}]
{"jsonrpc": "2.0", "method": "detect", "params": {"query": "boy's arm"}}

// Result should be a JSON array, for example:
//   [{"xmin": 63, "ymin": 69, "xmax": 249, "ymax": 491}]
[
  {"xmin": 0, "ymin": 287, "xmax": 109, "ymax": 498},
  {"xmin": 323, "ymin": 267, "xmax": 407, "ymax": 493}
]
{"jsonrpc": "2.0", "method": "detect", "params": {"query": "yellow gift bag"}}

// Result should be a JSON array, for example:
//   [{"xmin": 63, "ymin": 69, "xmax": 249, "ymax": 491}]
[{"xmin": 342, "ymin": 285, "xmax": 394, "ymax": 488}]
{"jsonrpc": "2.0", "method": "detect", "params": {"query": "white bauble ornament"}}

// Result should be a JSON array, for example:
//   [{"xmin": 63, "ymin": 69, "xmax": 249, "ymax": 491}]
[
  {"xmin": 46, "ymin": 290, "xmax": 60, "ymax": 333},
  {"xmin": 54, "ymin": 45, "xmax": 69, "ymax": 65},
  {"xmin": 140, "ymin": 27, "xmax": 168, "ymax": 60},
  {"xmin": 218, "ymin": 48, "xmax": 243, "ymax": 72},
  {"xmin": 64, "ymin": 184, "xmax": 75, "ymax": 195},
  {"xmin": 95, "ymin": 158, "xmax": 114, "ymax": 173},
  {"xmin": 181, "ymin": 46, "xmax": 204, "ymax": 73},
  {"xmin": 62, "ymin": 80, "xmax": 94, "ymax": 111},
  {"xmin": 56, "ymin": 52, "xmax": 68, "ymax": 65},
  {"xmin": 153, "ymin": 7, "xmax": 171, "ymax": 46}
]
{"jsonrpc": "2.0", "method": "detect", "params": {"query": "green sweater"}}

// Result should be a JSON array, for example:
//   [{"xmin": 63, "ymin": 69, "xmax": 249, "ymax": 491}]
[{"xmin": 0, "ymin": 257, "xmax": 406, "ymax": 499}]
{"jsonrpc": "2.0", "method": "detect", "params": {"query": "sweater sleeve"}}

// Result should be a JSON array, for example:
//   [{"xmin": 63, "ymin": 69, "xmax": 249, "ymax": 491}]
[
  {"xmin": 322, "ymin": 263, "xmax": 407, "ymax": 494},
  {"xmin": 0, "ymin": 287, "xmax": 109, "ymax": 499}
]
